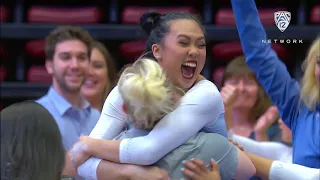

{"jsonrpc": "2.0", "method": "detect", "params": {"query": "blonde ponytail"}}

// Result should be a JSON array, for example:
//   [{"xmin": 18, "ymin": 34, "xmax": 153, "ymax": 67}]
[
  {"xmin": 118, "ymin": 58, "xmax": 176, "ymax": 129},
  {"xmin": 300, "ymin": 36, "xmax": 320, "ymax": 110}
]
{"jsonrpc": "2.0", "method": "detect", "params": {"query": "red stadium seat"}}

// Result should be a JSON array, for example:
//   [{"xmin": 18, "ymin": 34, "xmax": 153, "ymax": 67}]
[
  {"xmin": 120, "ymin": 40, "xmax": 146, "ymax": 62},
  {"xmin": 0, "ymin": 6, "xmax": 9, "ymax": 22},
  {"xmin": 122, "ymin": 6, "xmax": 196, "ymax": 24},
  {"xmin": 212, "ymin": 41, "xmax": 288, "ymax": 61},
  {"xmin": 215, "ymin": 8, "xmax": 287, "ymax": 25},
  {"xmin": 271, "ymin": 43, "xmax": 288, "ymax": 61},
  {"xmin": 27, "ymin": 6, "xmax": 102, "ymax": 24},
  {"xmin": 212, "ymin": 41, "xmax": 244, "ymax": 61},
  {"xmin": 310, "ymin": 5, "xmax": 320, "ymax": 24},
  {"xmin": 27, "ymin": 66, "xmax": 52, "ymax": 83},
  {"xmin": 25, "ymin": 39, "xmax": 46, "ymax": 59},
  {"xmin": 0, "ymin": 66, "xmax": 8, "ymax": 82},
  {"xmin": 212, "ymin": 67, "xmax": 225, "ymax": 88}
]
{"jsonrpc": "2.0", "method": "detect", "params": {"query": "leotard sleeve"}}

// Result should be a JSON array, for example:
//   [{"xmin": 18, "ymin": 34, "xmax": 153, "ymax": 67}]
[
  {"xmin": 119, "ymin": 80, "xmax": 227, "ymax": 165},
  {"xmin": 77, "ymin": 86, "xmax": 127, "ymax": 180},
  {"xmin": 89, "ymin": 86, "xmax": 127, "ymax": 139},
  {"xmin": 270, "ymin": 161, "xmax": 320, "ymax": 180},
  {"xmin": 230, "ymin": 133, "xmax": 292, "ymax": 161}
]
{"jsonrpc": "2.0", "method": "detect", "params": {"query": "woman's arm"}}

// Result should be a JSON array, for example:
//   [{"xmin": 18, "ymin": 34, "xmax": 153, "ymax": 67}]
[
  {"xmin": 78, "ymin": 158, "xmax": 128, "ymax": 180},
  {"xmin": 76, "ymin": 87, "xmax": 127, "ymax": 177},
  {"xmin": 87, "ymin": 81, "xmax": 226, "ymax": 165},
  {"xmin": 246, "ymin": 153, "xmax": 320, "ymax": 180},
  {"xmin": 202, "ymin": 112, "xmax": 228, "ymax": 138},
  {"xmin": 245, "ymin": 153, "xmax": 273, "ymax": 179},
  {"xmin": 89, "ymin": 86, "xmax": 127, "ymax": 139},
  {"xmin": 230, "ymin": 0, "xmax": 301, "ymax": 130},
  {"xmin": 234, "ymin": 149, "xmax": 256, "ymax": 180},
  {"xmin": 230, "ymin": 134, "xmax": 291, "ymax": 160},
  {"xmin": 77, "ymin": 157, "xmax": 169, "ymax": 180},
  {"xmin": 269, "ymin": 161, "xmax": 320, "ymax": 180}
]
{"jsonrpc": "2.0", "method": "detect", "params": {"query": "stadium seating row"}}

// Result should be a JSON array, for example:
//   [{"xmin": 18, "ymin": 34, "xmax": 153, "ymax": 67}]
[{"xmin": 1, "ymin": 5, "xmax": 319, "ymax": 24}]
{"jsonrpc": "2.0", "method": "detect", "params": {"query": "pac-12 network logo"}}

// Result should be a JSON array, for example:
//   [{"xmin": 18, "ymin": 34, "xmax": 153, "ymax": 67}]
[{"xmin": 274, "ymin": 11, "xmax": 291, "ymax": 32}]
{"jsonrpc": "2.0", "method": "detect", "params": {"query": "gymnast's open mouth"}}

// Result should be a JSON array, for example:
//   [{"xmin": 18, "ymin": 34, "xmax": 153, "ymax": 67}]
[{"xmin": 181, "ymin": 61, "xmax": 197, "ymax": 79}]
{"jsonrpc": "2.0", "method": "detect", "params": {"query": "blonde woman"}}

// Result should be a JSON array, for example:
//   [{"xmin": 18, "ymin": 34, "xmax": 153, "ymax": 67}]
[
  {"xmin": 230, "ymin": 0, "xmax": 320, "ymax": 177},
  {"xmin": 71, "ymin": 57, "xmax": 256, "ymax": 180}
]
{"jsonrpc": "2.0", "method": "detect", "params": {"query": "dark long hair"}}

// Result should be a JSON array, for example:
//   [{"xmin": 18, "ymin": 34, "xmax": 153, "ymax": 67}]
[{"xmin": 1, "ymin": 101, "xmax": 65, "ymax": 180}]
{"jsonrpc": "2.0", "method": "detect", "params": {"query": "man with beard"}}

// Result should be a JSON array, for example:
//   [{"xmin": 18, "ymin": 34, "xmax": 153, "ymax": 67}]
[
  {"xmin": 36, "ymin": 26, "xmax": 100, "ymax": 179},
  {"xmin": 37, "ymin": 25, "xmax": 99, "ymax": 152}
]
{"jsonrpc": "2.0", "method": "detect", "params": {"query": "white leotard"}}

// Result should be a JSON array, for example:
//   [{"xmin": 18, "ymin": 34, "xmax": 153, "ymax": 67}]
[{"xmin": 78, "ymin": 80, "xmax": 227, "ymax": 179}]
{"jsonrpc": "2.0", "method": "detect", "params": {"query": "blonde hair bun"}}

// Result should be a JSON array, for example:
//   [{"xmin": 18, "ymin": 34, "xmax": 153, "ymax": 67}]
[{"xmin": 118, "ymin": 58, "xmax": 176, "ymax": 129}]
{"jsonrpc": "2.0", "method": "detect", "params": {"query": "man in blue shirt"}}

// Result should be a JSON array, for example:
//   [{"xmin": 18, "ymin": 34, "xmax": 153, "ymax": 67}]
[
  {"xmin": 36, "ymin": 26, "xmax": 101, "ymax": 179},
  {"xmin": 36, "ymin": 25, "xmax": 100, "ymax": 151}
]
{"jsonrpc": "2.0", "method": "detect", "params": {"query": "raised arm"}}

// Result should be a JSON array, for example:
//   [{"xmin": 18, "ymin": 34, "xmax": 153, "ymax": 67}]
[
  {"xmin": 87, "ymin": 81, "xmax": 226, "ymax": 165},
  {"xmin": 230, "ymin": 0, "xmax": 301, "ymax": 129}
]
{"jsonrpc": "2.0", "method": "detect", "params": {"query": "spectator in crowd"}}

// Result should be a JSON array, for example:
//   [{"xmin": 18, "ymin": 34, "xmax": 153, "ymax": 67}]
[
  {"xmin": 35, "ymin": 25, "xmax": 100, "ymax": 179},
  {"xmin": 221, "ymin": 56, "xmax": 280, "ymax": 142},
  {"xmin": 1, "ymin": 101, "xmax": 65, "ymax": 180},
  {"xmin": 36, "ymin": 25, "xmax": 100, "ymax": 152},
  {"xmin": 231, "ymin": 0, "xmax": 320, "ymax": 174},
  {"xmin": 81, "ymin": 41, "xmax": 117, "ymax": 112}
]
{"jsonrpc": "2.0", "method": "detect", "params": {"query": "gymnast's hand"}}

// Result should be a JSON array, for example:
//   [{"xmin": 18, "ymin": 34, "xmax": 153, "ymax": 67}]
[
  {"xmin": 70, "ymin": 136, "xmax": 94, "ymax": 169},
  {"xmin": 182, "ymin": 158, "xmax": 221, "ymax": 180}
]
